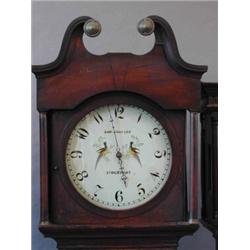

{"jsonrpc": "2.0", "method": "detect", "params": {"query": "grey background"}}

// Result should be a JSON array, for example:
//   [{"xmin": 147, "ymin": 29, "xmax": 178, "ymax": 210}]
[{"xmin": 32, "ymin": 1, "xmax": 217, "ymax": 249}]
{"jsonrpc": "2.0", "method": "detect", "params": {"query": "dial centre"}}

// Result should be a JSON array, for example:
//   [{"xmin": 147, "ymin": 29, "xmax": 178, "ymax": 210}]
[{"xmin": 116, "ymin": 151, "xmax": 122, "ymax": 159}]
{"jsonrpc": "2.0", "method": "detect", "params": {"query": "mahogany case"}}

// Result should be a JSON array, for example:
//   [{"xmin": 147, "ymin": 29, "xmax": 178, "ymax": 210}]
[{"xmin": 32, "ymin": 16, "xmax": 211, "ymax": 249}]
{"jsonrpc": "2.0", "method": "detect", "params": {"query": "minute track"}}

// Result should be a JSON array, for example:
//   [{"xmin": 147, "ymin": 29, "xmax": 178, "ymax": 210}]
[{"xmin": 65, "ymin": 104, "xmax": 172, "ymax": 210}]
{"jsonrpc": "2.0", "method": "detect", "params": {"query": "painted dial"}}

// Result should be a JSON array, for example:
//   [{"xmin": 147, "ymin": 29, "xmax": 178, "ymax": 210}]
[{"xmin": 65, "ymin": 104, "xmax": 172, "ymax": 210}]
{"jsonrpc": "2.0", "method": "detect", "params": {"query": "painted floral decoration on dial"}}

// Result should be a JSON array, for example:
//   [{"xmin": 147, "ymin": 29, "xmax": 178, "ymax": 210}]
[{"xmin": 65, "ymin": 104, "xmax": 172, "ymax": 210}]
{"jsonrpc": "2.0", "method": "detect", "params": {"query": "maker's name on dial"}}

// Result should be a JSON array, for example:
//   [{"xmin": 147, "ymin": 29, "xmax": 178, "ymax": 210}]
[{"xmin": 104, "ymin": 130, "xmax": 131, "ymax": 134}]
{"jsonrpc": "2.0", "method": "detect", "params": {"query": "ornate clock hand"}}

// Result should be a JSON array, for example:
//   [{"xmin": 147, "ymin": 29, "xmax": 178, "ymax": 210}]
[
  {"xmin": 107, "ymin": 106, "xmax": 120, "ymax": 151},
  {"xmin": 116, "ymin": 151, "xmax": 128, "ymax": 187},
  {"xmin": 107, "ymin": 105, "xmax": 128, "ymax": 187},
  {"xmin": 95, "ymin": 142, "xmax": 108, "ymax": 169},
  {"xmin": 129, "ymin": 141, "xmax": 142, "ymax": 166}
]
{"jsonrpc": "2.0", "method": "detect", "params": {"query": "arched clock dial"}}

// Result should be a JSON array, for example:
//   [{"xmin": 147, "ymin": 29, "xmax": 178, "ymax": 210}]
[{"xmin": 65, "ymin": 104, "xmax": 172, "ymax": 210}]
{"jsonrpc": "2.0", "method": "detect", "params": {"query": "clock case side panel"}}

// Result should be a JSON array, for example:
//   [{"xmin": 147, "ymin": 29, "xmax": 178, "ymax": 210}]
[
  {"xmin": 39, "ymin": 112, "xmax": 50, "ymax": 225},
  {"xmin": 185, "ymin": 111, "xmax": 202, "ymax": 222},
  {"xmin": 200, "ymin": 82, "xmax": 218, "ymax": 245}
]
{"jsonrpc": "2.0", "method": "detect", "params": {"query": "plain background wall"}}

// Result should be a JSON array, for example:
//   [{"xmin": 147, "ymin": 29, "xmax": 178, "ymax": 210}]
[{"xmin": 32, "ymin": 1, "xmax": 217, "ymax": 249}]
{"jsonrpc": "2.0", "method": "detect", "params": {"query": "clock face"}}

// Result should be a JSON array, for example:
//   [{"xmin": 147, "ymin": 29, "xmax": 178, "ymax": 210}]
[{"xmin": 65, "ymin": 104, "xmax": 172, "ymax": 210}]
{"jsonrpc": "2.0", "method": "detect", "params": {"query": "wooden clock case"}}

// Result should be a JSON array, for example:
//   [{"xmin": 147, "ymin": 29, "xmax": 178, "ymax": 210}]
[{"xmin": 32, "ymin": 16, "xmax": 212, "ymax": 249}]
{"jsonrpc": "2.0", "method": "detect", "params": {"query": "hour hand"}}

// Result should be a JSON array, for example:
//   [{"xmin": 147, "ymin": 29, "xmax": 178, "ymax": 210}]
[
  {"xmin": 95, "ymin": 142, "xmax": 108, "ymax": 170},
  {"xmin": 129, "ymin": 141, "xmax": 142, "ymax": 166}
]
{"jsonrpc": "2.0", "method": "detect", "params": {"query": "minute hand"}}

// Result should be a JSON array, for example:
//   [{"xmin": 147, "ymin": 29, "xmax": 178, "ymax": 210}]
[
  {"xmin": 107, "ymin": 106, "xmax": 128, "ymax": 187},
  {"xmin": 107, "ymin": 106, "xmax": 120, "ymax": 151}
]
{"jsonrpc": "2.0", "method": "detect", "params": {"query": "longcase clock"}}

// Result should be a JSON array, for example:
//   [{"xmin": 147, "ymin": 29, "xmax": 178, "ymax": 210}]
[{"xmin": 32, "ymin": 16, "xmax": 210, "ymax": 249}]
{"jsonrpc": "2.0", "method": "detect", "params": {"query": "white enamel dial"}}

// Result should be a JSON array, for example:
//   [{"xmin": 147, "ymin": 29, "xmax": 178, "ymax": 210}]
[{"xmin": 65, "ymin": 104, "xmax": 172, "ymax": 210}]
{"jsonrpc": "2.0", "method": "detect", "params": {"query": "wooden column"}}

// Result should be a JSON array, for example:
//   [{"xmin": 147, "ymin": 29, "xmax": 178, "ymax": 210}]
[{"xmin": 201, "ymin": 82, "xmax": 218, "ymax": 249}]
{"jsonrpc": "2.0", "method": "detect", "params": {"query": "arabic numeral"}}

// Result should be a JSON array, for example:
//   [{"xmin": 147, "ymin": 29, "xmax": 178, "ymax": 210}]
[
  {"xmin": 137, "ymin": 113, "xmax": 142, "ymax": 123},
  {"xmin": 94, "ymin": 184, "xmax": 103, "ymax": 197},
  {"xmin": 154, "ymin": 150, "xmax": 166, "ymax": 159},
  {"xmin": 114, "ymin": 106, "xmax": 124, "ymax": 119},
  {"xmin": 153, "ymin": 128, "xmax": 160, "ymax": 135},
  {"xmin": 77, "ymin": 128, "xmax": 89, "ymax": 140},
  {"xmin": 137, "ymin": 183, "xmax": 145, "ymax": 196},
  {"xmin": 115, "ymin": 190, "xmax": 123, "ymax": 202},
  {"xmin": 70, "ymin": 150, "xmax": 82, "ymax": 158},
  {"xmin": 148, "ymin": 128, "xmax": 160, "ymax": 138},
  {"xmin": 93, "ymin": 112, "xmax": 104, "ymax": 124},
  {"xmin": 150, "ymin": 172, "xmax": 160, "ymax": 178},
  {"xmin": 76, "ymin": 170, "xmax": 88, "ymax": 181}
]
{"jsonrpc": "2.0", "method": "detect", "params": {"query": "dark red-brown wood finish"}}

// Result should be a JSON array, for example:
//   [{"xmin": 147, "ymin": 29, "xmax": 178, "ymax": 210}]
[
  {"xmin": 201, "ymin": 82, "xmax": 218, "ymax": 249},
  {"xmin": 33, "ymin": 16, "xmax": 209, "ymax": 249}
]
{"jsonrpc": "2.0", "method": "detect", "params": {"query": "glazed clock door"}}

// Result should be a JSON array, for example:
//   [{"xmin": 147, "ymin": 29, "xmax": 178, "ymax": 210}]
[{"xmin": 65, "ymin": 104, "xmax": 172, "ymax": 210}]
